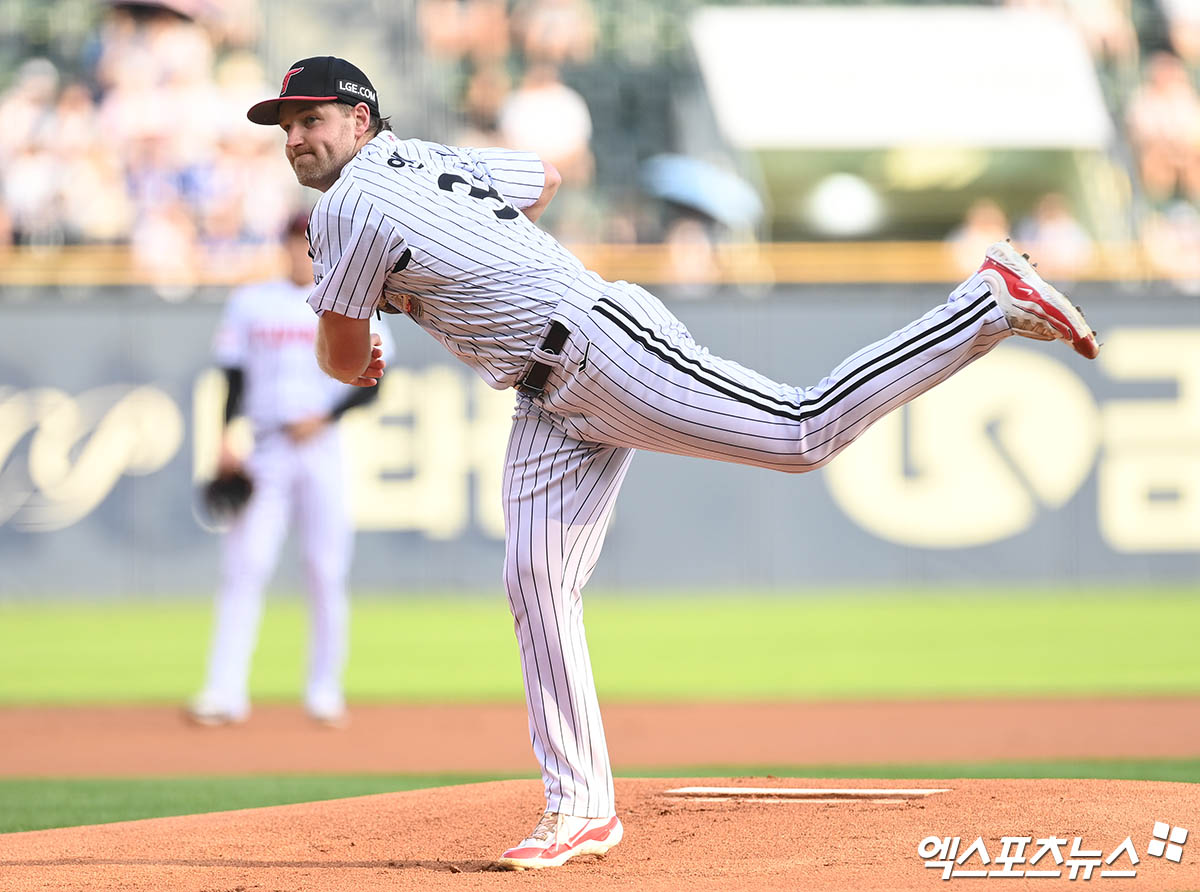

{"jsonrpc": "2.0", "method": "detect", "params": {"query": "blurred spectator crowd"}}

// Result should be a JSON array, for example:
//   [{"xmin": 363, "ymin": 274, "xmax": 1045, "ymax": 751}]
[
  {"xmin": 951, "ymin": 0, "xmax": 1200, "ymax": 287},
  {"xmin": 0, "ymin": 0, "xmax": 299, "ymax": 286},
  {"xmin": 2, "ymin": 0, "xmax": 1200, "ymax": 289}
]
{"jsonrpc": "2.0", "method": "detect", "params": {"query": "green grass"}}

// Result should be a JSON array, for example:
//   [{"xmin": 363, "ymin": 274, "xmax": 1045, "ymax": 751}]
[
  {"xmin": 3, "ymin": 758, "xmax": 1197, "ymax": 834},
  {"xmin": 4, "ymin": 589, "xmax": 1194, "ymax": 836},
  {"xmin": 1, "ymin": 587, "xmax": 1198, "ymax": 704},
  {"xmin": 0, "ymin": 774, "xmax": 496, "ymax": 834}
]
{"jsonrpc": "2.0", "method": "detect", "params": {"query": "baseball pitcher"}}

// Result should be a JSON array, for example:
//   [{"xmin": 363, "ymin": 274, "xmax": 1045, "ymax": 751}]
[{"xmin": 245, "ymin": 56, "xmax": 1099, "ymax": 868}]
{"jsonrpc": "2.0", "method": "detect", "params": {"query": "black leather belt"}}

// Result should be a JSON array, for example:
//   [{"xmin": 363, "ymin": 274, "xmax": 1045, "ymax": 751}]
[{"xmin": 515, "ymin": 320, "xmax": 570, "ymax": 397}]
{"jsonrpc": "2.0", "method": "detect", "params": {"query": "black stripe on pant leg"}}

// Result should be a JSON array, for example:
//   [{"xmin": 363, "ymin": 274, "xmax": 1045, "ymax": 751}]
[
  {"xmin": 563, "ymin": 319, "xmax": 937, "ymax": 472},
  {"xmin": 618, "ymin": 282, "xmax": 998, "ymax": 418},
  {"xmin": 802, "ymin": 299, "xmax": 1001, "ymax": 422},
  {"xmin": 595, "ymin": 294, "xmax": 999, "ymax": 424},
  {"xmin": 568, "ymin": 358, "xmax": 801, "ymax": 468},
  {"xmin": 593, "ymin": 297, "xmax": 997, "ymax": 425},
  {"xmin": 794, "ymin": 324, "xmax": 1011, "ymax": 465},
  {"xmin": 574, "ymin": 341, "xmax": 816, "ymax": 463},
  {"xmin": 792, "ymin": 316, "xmax": 1009, "ymax": 460},
  {"xmin": 584, "ymin": 333, "xmax": 799, "ymax": 435},
  {"xmin": 561, "ymin": 328, "xmax": 802, "ymax": 455},
  {"xmin": 595, "ymin": 290, "xmax": 996, "ymax": 417},
  {"xmin": 575, "ymin": 310, "xmax": 1007, "ymax": 471}
]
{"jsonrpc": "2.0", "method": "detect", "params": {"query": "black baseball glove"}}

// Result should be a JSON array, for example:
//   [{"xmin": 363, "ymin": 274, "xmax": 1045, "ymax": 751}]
[{"xmin": 201, "ymin": 469, "xmax": 254, "ymax": 525}]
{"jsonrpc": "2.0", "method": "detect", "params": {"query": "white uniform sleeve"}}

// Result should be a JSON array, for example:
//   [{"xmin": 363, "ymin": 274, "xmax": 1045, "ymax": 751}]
[
  {"xmin": 411, "ymin": 140, "xmax": 546, "ymax": 210},
  {"xmin": 306, "ymin": 184, "xmax": 407, "ymax": 320},
  {"xmin": 470, "ymin": 148, "xmax": 546, "ymax": 209},
  {"xmin": 211, "ymin": 289, "xmax": 249, "ymax": 367}
]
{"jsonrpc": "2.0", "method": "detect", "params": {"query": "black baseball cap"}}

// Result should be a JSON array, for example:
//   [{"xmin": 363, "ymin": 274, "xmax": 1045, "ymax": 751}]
[{"xmin": 247, "ymin": 56, "xmax": 379, "ymax": 126}]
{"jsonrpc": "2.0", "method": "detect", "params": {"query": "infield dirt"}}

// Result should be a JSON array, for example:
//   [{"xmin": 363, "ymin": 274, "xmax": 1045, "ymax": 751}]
[
  {"xmin": 2, "ymin": 698, "xmax": 1199, "ymax": 891},
  {"xmin": 2, "ymin": 777, "xmax": 1198, "ymax": 891},
  {"xmin": 3, "ymin": 697, "xmax": 1200, "ymax": 776}
]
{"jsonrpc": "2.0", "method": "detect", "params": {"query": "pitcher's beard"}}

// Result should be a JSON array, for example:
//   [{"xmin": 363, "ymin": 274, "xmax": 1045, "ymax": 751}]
[{"xmin": 291, "ymin": 154, "xmax": 337, "ymax": 190}]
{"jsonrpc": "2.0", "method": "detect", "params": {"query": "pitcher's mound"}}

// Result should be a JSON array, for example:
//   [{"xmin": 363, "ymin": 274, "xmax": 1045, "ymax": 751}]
[{"xmin": 1, "ymin": 777, "xmax": 1197, "ymax": 891}]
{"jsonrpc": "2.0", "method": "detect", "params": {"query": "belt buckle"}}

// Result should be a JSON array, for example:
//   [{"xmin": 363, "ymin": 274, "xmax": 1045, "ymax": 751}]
[
  {"xmin": 515, "ymin": 361, "xmax": 549, "ymax": 397},
  {"xmin": 515, "ymin": 380, "xmax": 544, "ymax": 398},
  {"xmin": 514, "ymin": 320, "xmax": 570, "ymax": 398}
]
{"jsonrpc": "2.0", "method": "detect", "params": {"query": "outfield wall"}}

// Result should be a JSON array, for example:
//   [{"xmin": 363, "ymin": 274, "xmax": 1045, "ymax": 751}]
[{"xmin": 2, "ymin": 283, "xmax": 1197, "ymax": 596}]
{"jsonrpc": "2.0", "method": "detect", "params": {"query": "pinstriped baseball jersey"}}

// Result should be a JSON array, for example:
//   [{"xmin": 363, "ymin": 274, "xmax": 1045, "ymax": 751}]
[{"xmin": 306, "ymin": 131, "xmax": 599, "ymax": 390}]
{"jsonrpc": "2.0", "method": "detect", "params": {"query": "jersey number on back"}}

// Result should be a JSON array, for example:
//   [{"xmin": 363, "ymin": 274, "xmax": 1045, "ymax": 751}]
[{"xmin": 437, "ymin": 173, "xmax": 520, "ymax": 221}]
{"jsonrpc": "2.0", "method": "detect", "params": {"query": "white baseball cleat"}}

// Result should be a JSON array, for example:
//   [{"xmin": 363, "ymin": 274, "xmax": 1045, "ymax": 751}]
[
  {"xmin": 974, "ymin": 240, "xmax": 1100, "ymax": 359},
  {"xmin": 306, "ymin": 704, "xmax": 349, "ymax": 729},
  {"xmin": 185, "ymin": 693, "xmax": 249, "ymax": 727},
  {"xmin": 306, "ymin": 689, "xmax": 348, "ymax": 728},
  {"xmin": 496, "ymin": 811, "xmax": 623, "ymax": 870}
]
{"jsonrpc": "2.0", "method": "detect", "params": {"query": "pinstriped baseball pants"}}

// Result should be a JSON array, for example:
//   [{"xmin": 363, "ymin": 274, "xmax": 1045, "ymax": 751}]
[{"xmin": 502, "ymin": 275, "xmax": 1011, "ymax": 818}]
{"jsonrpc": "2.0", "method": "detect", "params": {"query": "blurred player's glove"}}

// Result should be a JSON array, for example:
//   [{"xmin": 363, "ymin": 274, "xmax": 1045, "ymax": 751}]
[{"xmin": 201, "ymin": 469, "xmax": 254, "ymax": 525}]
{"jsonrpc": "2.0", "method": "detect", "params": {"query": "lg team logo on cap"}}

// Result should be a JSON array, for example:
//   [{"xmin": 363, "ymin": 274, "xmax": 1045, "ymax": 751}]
[{"xmin": 338, "ymin": 80, "xmax": 376, "ymax": 103}]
